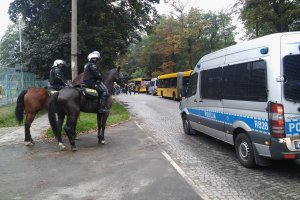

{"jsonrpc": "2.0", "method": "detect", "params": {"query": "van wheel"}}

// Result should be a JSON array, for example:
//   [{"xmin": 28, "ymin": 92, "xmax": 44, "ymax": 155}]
[
  {"xmin": 172, "ymin": 93, "xmax": 176, "ymax": 101},
  {"xmin": 235, "ymin": 133, "xmax": 256, "ymax": 168},
  {"xmin": 182, "ymin": 115, "xmax": 196, "ymax": 135}
]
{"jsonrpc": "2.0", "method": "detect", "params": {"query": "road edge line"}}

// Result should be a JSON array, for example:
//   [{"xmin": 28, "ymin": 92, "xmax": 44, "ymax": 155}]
[{"xmin": 161, "ymin": 151, "xmax": 210, "ymax": 200}]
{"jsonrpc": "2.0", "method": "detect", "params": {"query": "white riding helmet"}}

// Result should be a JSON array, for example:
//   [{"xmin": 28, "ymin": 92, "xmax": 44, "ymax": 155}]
[
  {"xmin": 87, "ymin": 52, "xmax": 100, "ymax": 61},
  {"xmin": 92, "ymin": 51, "xmax": 100, "ymax": 58},
  {"xmin": 53, "ymin": 59, "xmax": 65, "ymax": 67}
]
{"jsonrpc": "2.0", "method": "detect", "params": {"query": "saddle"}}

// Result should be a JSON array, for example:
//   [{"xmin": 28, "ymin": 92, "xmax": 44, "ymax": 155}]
[{"xmin": 81, "ymin": 87, "xmax": 99, "ymax": 99}]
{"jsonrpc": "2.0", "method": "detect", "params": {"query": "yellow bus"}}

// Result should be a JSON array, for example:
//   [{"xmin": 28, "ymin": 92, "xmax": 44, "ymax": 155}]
[
  {"xmin": 128, "ymin": 78, "xmax": 151, "ymax": 93},
  {"xmin": 157, "ymin": 70, "xmax": 192, "ymax": 100}
]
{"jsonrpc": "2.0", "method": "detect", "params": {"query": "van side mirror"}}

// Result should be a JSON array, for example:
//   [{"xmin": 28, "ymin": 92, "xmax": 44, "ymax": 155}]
[{"xmin": 181, "ymin": 87, "xmax": 187, "ymax": 97}]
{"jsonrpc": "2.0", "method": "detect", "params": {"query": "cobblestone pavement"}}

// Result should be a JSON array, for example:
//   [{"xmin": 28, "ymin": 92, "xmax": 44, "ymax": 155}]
[{"xmin": 116, "ymin": 94, "xmax": 300, "ymax": 200}]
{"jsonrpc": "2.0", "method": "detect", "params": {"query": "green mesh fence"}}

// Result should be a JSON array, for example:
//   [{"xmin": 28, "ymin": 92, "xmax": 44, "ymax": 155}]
[{"xmin": 0, "ymin": 67, "xmax": 48, "ymax": 106}]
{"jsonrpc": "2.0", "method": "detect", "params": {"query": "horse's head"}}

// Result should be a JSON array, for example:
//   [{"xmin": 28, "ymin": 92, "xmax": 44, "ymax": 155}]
[
  {"xmin": 104, "ymin": 66, "xmax": 125, "ymax": 91},
  {"xmin": 115, "ymin": 66, "xmax": 125, "ymax": 88}
]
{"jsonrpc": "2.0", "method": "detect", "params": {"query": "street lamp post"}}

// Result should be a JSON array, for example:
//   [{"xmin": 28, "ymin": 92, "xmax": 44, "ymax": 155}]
[
  {"xmin": 18, "ymin": 14, "xmax": 22, "ymax": 52},
  {"xmin": 18, "ymin": 13, "xmax": 24, "ymax": 90}
]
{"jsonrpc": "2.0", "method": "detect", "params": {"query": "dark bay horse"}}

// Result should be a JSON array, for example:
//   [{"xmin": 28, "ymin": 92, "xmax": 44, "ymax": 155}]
[
  {"xmin": 48, "ymin": 67, "xmax": 124, "ymax": 151},
  {"xmin": 15, "ymin": 76, "xmax": 81, "ymax": 146}
]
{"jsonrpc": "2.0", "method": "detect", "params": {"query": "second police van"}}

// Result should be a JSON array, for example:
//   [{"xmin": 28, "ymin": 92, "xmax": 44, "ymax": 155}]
[{"xmin": 179, "ymin": 31, "xmax": 300, "ymax": 168}]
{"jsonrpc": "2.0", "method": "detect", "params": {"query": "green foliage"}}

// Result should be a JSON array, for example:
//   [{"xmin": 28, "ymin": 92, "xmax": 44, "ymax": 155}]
[
  {"xmin": 5, "ymin": 0, "xmax": 159, "ymax": 79},
  {"xmin": 121, "ymin": 8, "xmax": 236, "ymax": 77},
  {"xmin": 131, "ymin": 67, "xmax": 147, "ymax": 78},
  {"xmin": 236, "ymin": 0, "xmax": 300, "ymax": 38},
  {"xmin": 0, "ymin": 24, "xmax": 21, "ymax": 67},
  {"xmin": 46, "ymin": 100, "xmax": 130, "ymax": 137}
]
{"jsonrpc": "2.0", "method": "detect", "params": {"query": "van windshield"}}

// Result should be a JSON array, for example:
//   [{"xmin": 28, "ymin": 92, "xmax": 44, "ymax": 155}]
[{"xmin": 284, "ymin": 54, "xmax": 300, "ymax": 102}]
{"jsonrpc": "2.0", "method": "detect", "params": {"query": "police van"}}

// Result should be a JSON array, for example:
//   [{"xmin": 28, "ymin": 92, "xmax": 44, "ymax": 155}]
[{"xmin": 179, "ymin": 32, "xmax": 300, "ymax": 168}]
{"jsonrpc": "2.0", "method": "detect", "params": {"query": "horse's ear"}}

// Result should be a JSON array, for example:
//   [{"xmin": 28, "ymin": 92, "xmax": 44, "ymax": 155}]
[{"xmin": 117, "ymin": 66, "xmax": 121, "ymax": 72}]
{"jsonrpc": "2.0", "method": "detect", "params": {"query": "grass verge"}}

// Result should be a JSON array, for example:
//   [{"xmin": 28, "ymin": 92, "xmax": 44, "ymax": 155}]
[
  {"xmin": 45, "ymin": 100, "xmax": 130, "ymax": 138},
  {"xmin": 0, "ymin": 103, "xmax": 46, "ymax": 128}
]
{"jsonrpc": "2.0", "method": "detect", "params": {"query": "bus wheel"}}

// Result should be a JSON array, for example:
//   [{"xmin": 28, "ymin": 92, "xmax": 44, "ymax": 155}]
[
  {"xmin": 161, "ymin": 91, "xmax": 163, "ymax": 98},
  {"xmin": 182, "ymin": 115, "xmax": 196, "ymax": 135},
  {"xmin": 172, "ymin": 93, "xmax": 176, "ymax": 101},
  {"xmin": 235, "ymin": 133, "xmax": 256, "ymax": 168}
]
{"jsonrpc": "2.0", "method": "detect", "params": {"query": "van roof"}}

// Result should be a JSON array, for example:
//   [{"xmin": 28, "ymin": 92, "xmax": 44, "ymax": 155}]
[{"xmin": 195, "ymin": 31, "xmax": 300, "ymax": 69}]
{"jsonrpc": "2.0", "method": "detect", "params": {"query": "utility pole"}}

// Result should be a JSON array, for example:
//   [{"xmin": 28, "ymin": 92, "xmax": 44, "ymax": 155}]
[{"xmin": 71, "ymin": 0, "xmax": 78, "ymax": 80}]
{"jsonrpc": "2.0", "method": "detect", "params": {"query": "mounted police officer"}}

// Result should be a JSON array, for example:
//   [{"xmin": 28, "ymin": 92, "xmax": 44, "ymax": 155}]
[
  {"xmin": 49, "ymin": 59, "xmax": 67, "ymax": 90},
  {"xmin": 82, "ymin": 51, "xmax": 109, "ymax": 114}
]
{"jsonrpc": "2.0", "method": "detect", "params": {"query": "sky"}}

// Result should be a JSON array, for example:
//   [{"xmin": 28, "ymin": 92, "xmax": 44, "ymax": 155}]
[{"xmin": 0, "ymin": 0, "xmax": 242, "ymax": 41}]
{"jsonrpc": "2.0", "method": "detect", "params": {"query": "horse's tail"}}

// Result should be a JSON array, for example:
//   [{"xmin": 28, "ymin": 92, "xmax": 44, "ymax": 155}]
[
  {"xmin": 48, "ymin": 92, "xmax": 60, "ymax": 135},
  {"xmin": 15, "ymin": 89, "xmax": 28, "ymax": 125}
]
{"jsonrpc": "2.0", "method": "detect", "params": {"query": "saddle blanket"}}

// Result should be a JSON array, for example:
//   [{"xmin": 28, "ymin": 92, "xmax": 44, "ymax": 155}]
[{"xmin": 83, "ymin": 88, "xmax": 98, "ymax": 97}]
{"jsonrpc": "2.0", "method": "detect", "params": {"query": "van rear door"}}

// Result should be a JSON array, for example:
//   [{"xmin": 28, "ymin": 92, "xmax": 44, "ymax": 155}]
[{"xmin": 281, "ymin": 33, "xmax": 300, "ymax": 142}]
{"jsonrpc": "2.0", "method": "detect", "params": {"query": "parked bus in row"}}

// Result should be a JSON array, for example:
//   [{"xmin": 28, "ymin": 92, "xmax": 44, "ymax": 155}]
[
  {"xmin": 148, "ymin": 78, "xmax": 158, "ymax": 95},
  {"xmin": 128, "ymin": 78, "xmax": 151, "ymax": 93},
  {"xmin": 157, "ymin": 70, "xmax": 192, "ymax": 100},
  {"xmin": 180, "ymin": 31, "xmax": 300, "ymax": 168}
]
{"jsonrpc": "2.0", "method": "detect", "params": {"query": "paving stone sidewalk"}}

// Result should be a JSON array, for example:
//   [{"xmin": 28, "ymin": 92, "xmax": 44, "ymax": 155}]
[{"xmin": 0, "ymin": 114, "xmax": 50, "ymax": 146}]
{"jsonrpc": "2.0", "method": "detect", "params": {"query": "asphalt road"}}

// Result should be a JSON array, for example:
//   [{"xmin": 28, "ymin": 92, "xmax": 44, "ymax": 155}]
[
  {"xmin": 115, "ymin": 93, "xmax": 300, "ymax": 200},
  {"xmin": 0, "ymin": 119, "xmax": 200, "ymax": 200}
]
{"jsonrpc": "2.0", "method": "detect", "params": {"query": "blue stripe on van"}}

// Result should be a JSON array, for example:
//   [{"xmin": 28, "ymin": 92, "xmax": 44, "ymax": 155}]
[
  {"xmin": 187, "ymin": 108, "xmax": 270, "ymax": 135},
  {"xmin": 285, "ymin": 119, "xmax": 300, "ymax": 136}
]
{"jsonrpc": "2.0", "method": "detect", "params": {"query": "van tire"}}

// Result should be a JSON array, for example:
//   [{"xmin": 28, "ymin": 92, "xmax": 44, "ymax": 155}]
[
  {"xmin": 182, "ymin": 115, "xmax": 196, "ymax": 135},
  {"xmin": 235, "ymin": 133, "xmax": 256, "ymax": 168}
]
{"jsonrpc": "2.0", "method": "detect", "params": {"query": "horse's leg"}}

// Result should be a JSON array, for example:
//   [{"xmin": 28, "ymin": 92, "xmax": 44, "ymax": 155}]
[
  {"xmin": 64, "ymin": 114, "xmax": 78, "ymax": 151},
  {"xmin": 24, "ymin": 113, "xmax": 35, "ymax": 146},
  {"xmin": 97, "ymin": 113, "xmax": 104, "ymax": 144},
  {"xmin": 98, "ymin": 112, "xmax": 109, "ymax": 144},
  {"xmin": 56, "ymin": 114, "xmax": 66, "ymax": 151},
  {"xmin": 74, "ymin": 119, "xmax": 78, "ymax": 140},
  {"xmin": 101, "ymin": 112, "xmax": 109, "ymax": 144}
]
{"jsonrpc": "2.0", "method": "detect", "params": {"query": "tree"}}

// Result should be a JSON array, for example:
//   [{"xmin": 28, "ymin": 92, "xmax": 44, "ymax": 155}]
[
  {"xmin": 121, "ymin": 8, "xmax": 236, "ymax": 76},
  {"xmin": 7, "ymin": 0, "xmax": 159, "ymax": 79},
  {"xmin": 0, "ymin": 24, "xmax": 21, "ymax": 68},
  {"xmin": 235, "ymin": 0, "xmax": 300, "ymax": 38}
]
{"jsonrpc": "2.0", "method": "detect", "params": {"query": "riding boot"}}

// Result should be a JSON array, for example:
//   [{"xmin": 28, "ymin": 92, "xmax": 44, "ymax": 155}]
[{"xmin": 98, "ymin": 95, "xmax": 108, "ymax": 114}]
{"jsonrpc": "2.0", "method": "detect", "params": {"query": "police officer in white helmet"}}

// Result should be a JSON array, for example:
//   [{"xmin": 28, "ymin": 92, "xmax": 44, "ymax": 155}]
[
  {"xmin": 82, "ymin": 51, "xmax": 109, "ymax": 113},
  {"xmin": 49, "ymin": 59, "xmax": 67, "ymax": 90}
]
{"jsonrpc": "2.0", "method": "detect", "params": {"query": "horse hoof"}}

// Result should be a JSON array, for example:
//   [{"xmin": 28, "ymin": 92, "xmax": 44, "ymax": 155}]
[
  {"xmin": 99, "ymin": 140, "xmax": 105, "ymax": 145},
  {"xmin": 71, "ymin": 146, "xmax": 78, "ymax": 151},
  {"xmin": 58, "ymin": 143, "xmax": 67, "ymax": 151},
  {"xmin": 25, "ymin": 141, "xmax": 35, "ymax": 146}
]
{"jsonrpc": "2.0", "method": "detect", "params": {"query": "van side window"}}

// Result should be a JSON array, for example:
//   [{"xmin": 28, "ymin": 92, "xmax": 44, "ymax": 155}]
[
  {"xmin": 186, "ymin": 73, "xmax": 198, "ymax": 97},
  {"xmin": 223, "ymin": 60, "xmax": 267, "ymax": 101},
  {"xmin": 201, "ymin": 68, "xmax": 222, "ymax": 99}
]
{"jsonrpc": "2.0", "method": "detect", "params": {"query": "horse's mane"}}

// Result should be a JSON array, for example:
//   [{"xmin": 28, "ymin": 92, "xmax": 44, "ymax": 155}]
[
  {"xmin": 71, "ymin": 68, "xmax": 118, "ymax": 89},
  {"xmin": 72, "ymin": 73, "xmax": 84, "ymax": 86}
]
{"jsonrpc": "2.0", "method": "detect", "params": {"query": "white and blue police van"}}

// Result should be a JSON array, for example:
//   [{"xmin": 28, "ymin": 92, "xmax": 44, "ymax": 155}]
[{"xmin": 179, "ymin": 32, "xmax": 300, "ymax": 168}]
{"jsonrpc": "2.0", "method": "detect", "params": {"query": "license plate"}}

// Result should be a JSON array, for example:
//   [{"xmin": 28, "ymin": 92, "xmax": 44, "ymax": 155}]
[{"xmin": 294, "ymin": 140, "xmax": 300, "ymax": 149}]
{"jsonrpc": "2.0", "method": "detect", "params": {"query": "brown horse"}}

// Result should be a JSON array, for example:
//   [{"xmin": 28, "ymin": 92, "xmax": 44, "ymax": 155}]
[{"xmin": 15, "ymin": 75, "xmax": 82, "ymax": 146}]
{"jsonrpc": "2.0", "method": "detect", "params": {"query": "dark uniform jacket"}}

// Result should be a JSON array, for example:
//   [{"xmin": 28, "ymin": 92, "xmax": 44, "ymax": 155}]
[
  {"xmin": 82, "ymin": 62, "xmax": 102, "ymax": 87},
  {"xmin": 49, "ymin": 66, "xmax": 65, "ymax": 90}
]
